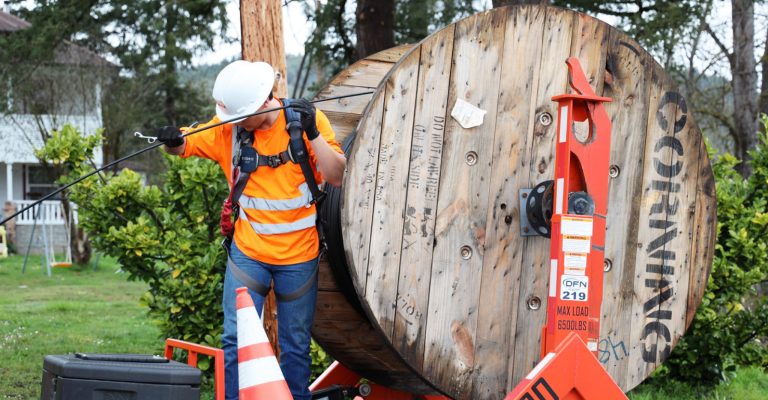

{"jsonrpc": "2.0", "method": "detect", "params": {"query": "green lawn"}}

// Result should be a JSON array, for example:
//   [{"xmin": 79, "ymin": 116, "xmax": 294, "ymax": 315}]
[
  {"xmin": 0, "ymin": 254, "xmax": 162, "ymax": 399},
  {"xmin": 0, "ymin": 254, "xmax": 765, "ymax": 400},
  {"xmin": 628, "ymin": 367, "xmax": 768, "ymax": 399}
]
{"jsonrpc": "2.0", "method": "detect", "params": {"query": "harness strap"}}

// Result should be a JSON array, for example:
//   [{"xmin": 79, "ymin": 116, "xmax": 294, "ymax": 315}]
[
  {"xmin": 220, "ymin": 126, "xmax": 253, "ymax": 237},
  {"xmin": 283, "ymin": 99, "xmax": 328, "ymax": 253},
  {"xmin": 223, "ymin": 239, "xmax": 318, "ymax": 302}
]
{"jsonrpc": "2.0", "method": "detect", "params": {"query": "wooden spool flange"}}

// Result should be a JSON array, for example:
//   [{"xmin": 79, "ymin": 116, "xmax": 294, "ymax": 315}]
[{"xmin": 314, "ymin": 5, "xmax": 716, "ymax": 399}]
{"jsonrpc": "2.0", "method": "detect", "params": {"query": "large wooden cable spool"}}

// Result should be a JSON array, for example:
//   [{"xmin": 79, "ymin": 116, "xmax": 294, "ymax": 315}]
[{"xmin": 312, "ymin": 5, "xmax": 716, "ymax": 399}]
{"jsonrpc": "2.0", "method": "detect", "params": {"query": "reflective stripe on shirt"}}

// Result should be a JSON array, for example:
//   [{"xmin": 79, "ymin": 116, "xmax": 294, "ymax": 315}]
[
  {"xmin": 239, "ymin": 209, "xmax": 317, "ymax": 235},
  {"xmin": 238, "ymin": 182, "xmax": 314, "ymax": 211}
]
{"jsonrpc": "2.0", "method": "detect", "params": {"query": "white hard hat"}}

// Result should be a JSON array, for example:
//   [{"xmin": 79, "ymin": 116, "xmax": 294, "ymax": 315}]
[{"xmin": 212, "ymin": 60, "xmax": 275, "ymax": 123}]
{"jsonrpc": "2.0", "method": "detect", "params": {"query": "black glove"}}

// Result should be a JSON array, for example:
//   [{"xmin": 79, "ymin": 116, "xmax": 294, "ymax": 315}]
[
  {"xmin": 290, "ymin": 99, "xmax": 321, "ymax": 140},
  {"xmin": 157, "ymin": 126, "xmax": 184, "ymax": 148}
]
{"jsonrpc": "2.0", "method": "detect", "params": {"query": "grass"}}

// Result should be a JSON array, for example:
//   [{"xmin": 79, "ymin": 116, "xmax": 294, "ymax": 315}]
[
  {"xmin": 0, "ymin": 254, "xmax": 765, "ymax": 400},
  {"xmin": 0, "ymin": 253, "xmax": 162, "ymax": 399},
  {"xmin": 628, "ymin": 367, "xmax": 768, "ymax": 399}
]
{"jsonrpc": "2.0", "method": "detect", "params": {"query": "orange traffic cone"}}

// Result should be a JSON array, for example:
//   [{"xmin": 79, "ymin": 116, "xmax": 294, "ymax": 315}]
[{"xmin": 236, "ymin": 287, "xmax": 293, "ymax": 399}]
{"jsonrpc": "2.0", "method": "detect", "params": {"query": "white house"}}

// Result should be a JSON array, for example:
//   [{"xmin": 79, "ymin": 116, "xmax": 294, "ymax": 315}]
[{"xmin": 0, "ymin": 6, "xmax": 113, "ymax": 252}]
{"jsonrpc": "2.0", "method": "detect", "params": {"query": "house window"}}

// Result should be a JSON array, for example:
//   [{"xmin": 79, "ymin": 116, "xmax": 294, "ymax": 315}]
[{"xmin": 25, "ymin": 165, "xmax": 61, "ymax": 200}]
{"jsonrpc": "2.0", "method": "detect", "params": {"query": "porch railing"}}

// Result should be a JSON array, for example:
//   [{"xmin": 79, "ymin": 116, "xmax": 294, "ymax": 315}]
[{"xmin": 10, "ymin": 200, "xmax": 78, "ymax": 225}]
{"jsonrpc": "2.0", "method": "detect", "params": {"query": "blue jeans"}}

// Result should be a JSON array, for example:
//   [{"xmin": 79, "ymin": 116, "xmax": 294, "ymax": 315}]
[{"xmin": 222, "ymin": 242, "xmax": 318, "ymax": 400}]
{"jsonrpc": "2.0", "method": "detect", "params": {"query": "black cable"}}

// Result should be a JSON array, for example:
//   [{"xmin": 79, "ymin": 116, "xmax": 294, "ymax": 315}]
[
  {"xmin": 0, "ymin": 91, "xmax": 373, "ymax": 226},
  {"xmin": 319, "ymin": 132, "xmax": 365, "ymax": 313}
]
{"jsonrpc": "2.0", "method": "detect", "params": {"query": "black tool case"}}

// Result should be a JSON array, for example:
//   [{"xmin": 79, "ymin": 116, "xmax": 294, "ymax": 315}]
[{"xmin": 41, "ymin": 353, "xmax": 201, "ymax": 400}]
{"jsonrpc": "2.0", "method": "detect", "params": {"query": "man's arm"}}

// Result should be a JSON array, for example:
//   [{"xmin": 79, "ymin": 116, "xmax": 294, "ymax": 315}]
[
  {"xmin": 290, "ymin": 100, "xmax": 346, "ymax": 187},
  {"xmin": 309, "ymin": 136, "xmax": 346, "ymax": 187},
  {"xmin": 163, "ymin": 141, "xmax": 186, "ymax": 156}
]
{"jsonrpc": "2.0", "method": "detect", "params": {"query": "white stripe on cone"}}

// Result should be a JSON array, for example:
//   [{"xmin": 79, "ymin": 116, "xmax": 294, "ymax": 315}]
[
  {"xmin": 237, "ymin": 307, "xmax": 269, "ymax": 348},
  {"xmin": 238, "ymin": 357, "xmax": 286, "ymax": 388}
]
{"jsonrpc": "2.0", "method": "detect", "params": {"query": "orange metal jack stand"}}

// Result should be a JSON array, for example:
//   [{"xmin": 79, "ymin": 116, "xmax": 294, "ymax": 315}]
[
  {"xmin": 505, "ymin": 333, "xmax": 626, "ymax": 400},
  {"xmin": 310, "ymin": 361, "xmax": 449, "ymax": 400},
  {"xmin": 509, "ymin": 57, "xmax": 625, "ymax": 400},
  {"xmin": 164, "ymin": 338, "xmax": 226, "ymax": 400},
  {"xmin": 543, "ymin": 57, "xmax": 613, "ymax": 356}
]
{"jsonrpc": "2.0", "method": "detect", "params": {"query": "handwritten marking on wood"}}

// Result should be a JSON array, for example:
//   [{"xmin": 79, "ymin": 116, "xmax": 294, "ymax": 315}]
[{"xmin": 393, "ymin": 26, "xmax": 455, "ymax": 371}]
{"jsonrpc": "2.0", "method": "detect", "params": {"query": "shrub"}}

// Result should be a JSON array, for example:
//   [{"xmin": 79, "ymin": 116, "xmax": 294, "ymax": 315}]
[
  {"xmin": 662, "ymin": 117, "xmax": 768, "ymax": 383},
  {"xmin": 37, "ymin": 124, "xmax": 228, "ymax": 353}
]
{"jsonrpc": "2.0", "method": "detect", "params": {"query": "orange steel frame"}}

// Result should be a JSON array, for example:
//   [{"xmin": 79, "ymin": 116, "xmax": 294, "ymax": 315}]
[
  {"xmin": 542, "ymin": 57, "xmax": 613, "ymax": 355},
  {"xmin": 506, "ymin": 57, "xmax": 625, "ymax": 400},
  {"xmin": 310, "ymin": 361, "xmax": 449, "ymax": 400},
  {"xmin": 164, "ymin": 338, "xmax": 225, "ymax": 400},
  {"xmin": 505, "ymin": 332, "xmax": 625, "ymax": 400}
]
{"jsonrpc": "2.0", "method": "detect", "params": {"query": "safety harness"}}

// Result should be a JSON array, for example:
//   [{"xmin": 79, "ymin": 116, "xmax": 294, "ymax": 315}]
[{"xmin": 220, "ymin": 98, "xmax": 325, "ymax": 302}]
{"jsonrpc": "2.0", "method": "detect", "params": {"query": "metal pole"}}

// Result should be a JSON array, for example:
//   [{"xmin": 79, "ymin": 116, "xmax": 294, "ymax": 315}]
[{"xmin": 21, "ymin": 203, "xmax": 40, "ymax": 274}]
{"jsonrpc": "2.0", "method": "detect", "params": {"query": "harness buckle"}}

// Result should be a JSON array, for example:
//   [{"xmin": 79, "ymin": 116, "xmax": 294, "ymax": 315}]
[
  {"xmin": 310, "ymin": 191, "xmax": 327, "ymax": 205},
  {"xmin": 267, "ymin": 155, "xmax": 282, "ymax": 168}
]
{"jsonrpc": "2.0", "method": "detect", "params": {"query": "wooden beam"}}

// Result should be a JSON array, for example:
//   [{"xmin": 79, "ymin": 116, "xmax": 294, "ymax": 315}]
[{"xmin": 240, "ymin": 0, "xmax": 288, "ymax": 97}]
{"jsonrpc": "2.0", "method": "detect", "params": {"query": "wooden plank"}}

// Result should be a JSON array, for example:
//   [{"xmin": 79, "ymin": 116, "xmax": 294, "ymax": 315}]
[
  {"xmin": 472, "ymin": 5, "xmax": 544, "ymax": 398},
  {"xmin": 320, "ymin": 110, "xmax": 360, "ymax": 143},
  {"xmin": 316, "ymin": 84, "xmax": 375, "ymax": 115},
  {"xmin": 510, "ymin": 5, "xmax": 574, "ymax": 384},
  {"xmin": 317, "ymin": 259, "xmax": 340, "ymax": 291},
  {"xmin": 625, "ymin": 72, "xmax": 683, "ymax": 388},
  {"xmin": 342, "ymin": 93, "xmax": 385, "ymax": 295},
  {"xmin": 315, "ymin": 291, "xmax": 367, "ymax": 321},
  {"xmin": 312, "ymin": 320, "xmax": 397, "ymax": 348},
  {"xmin": 597, "ymin": 31, "xmax": 653, "ymax": 389},
  {"xmin": 337, "ymin": 59, "xmax": 397, "ymax": 88},
  {"xmin": 365, "ymin": 49, "xmax": 422, "ymax": 337},
  {"xmin": 392, "ymin": 25, "xmax": 455, "ymax": 371},
  {"xmin": 422, "ymin": 9, "xmax": 507, "ymax": 399},
  {"xmin": 365, "ymin": 44, "xmax": 414, "ymax": 63},
  {"xmin": 686, "ymin": 137, "xmax": 716, "ymax": 327}
]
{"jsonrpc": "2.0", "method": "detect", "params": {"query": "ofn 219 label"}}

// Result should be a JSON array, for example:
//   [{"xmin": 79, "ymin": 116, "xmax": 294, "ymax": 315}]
[{"xmin": 560, "ymin": 275, "xmax": 589, "ymax": 302}]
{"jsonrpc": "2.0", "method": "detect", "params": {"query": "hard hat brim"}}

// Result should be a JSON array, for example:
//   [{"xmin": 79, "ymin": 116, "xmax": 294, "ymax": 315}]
[
  {"xmin": 216, "ymin": 104, "xmax": 259, "ymax": 124},
  {"xmin": 215, "ymin": 100, "xmax": 262, "ymax": 124}
]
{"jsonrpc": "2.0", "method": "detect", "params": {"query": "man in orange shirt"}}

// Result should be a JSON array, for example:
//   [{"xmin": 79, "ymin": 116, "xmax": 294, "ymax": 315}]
[{"xmin": 159, "ymin": 60, "xmax": 345, "ymax": 400}]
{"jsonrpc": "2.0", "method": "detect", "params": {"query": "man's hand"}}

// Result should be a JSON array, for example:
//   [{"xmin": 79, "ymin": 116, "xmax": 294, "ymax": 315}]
[
  {"xmin": 290, "ymin": 99, "xmax": 321, "ymax": 140},
  {"xmin": 157, "ymin": 126, "xmax": 185, "ymax": 148}
]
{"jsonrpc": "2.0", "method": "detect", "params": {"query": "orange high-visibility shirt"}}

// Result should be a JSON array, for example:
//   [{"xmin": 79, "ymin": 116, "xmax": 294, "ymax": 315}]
[{"xmin": 181, "ymin": 105, "xmax": 342, "ymax": 265}]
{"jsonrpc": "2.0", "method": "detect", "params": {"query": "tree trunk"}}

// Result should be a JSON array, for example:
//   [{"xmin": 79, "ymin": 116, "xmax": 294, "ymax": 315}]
[
  {"xmin": 240, "ymin": 0, "xmax": 287, "ymax": 357},
  {"xmin": 241, "ymin": 0, "xmax": 288, "ymax": 97},
  {"xmin": 492, "ymin": 0, "xmax": 549, "ymax": 7},
  {"xmin": 355, "ymin": 0, "xmax": 395, "ymax": 59},
  {"xmin": 163, "ymin": 2, "xmax": 179, "ymax": 126},
  {"xmin": 758, "ymin": 20, "xmax": 768, "ymax": 121},
  {"xmin": 60, "ymin": 196, "xmax": 91, "ymax": 265},
  {"xmin": 731, "ymin": 0, "xmax": 758, "ymax": 176}
]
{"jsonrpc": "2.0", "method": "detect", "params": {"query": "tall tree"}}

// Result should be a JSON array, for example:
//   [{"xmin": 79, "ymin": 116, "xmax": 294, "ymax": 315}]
[
  {"xmin": 725, "ymin": 0, "xmax": 758, "ymax": 175},
  {"xmin": 356, "ymin": 0, "xmax": 395, "ymax": 59}
]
